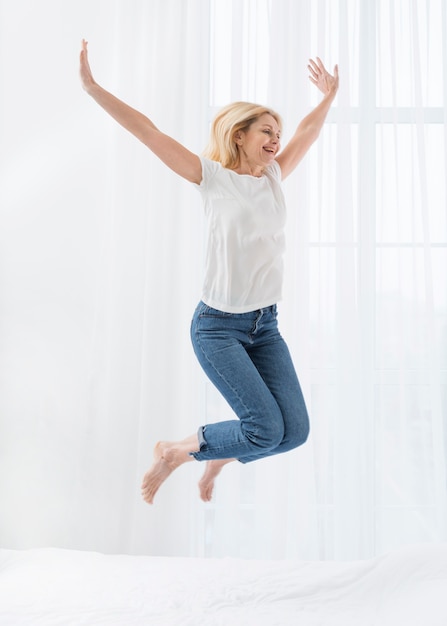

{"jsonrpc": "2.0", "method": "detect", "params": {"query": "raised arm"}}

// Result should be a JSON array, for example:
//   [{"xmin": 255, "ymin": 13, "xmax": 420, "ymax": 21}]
[
  {"xmin": 276, "ymin": 57, "xmax": 339, "ymax": 180},
  {"xmin": 79, "ymin": 40, "xmax": 202, "ymax": 184}
]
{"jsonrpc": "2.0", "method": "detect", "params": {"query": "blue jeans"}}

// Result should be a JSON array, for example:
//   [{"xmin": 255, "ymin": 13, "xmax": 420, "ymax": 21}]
[{"xmin": 190, "ymin": 301, "xmax": 309, "ymax": 463}]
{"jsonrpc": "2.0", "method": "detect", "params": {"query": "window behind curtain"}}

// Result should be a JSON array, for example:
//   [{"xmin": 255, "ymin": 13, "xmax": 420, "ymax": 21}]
[{"xmin": 200, "ymin": 0, "xmax": 447, "ymax": 560}]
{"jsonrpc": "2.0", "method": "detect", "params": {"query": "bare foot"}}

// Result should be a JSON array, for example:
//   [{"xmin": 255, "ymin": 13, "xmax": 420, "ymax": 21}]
[
  {"xmin": 198, "ymin": 458, "xmax": 235, "ymax": 502},
  {"xmin": 141, "ymin": 436, "xmax": 198, "ymax": 504}
]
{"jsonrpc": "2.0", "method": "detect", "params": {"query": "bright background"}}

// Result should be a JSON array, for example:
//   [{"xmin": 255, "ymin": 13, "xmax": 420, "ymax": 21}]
[{"xmin": 0, "ymin": 0, "xmax": 446, "ymax": 561}]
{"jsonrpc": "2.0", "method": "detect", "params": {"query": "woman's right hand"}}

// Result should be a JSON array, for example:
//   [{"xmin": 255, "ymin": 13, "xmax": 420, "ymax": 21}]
[
  {"xmin": 77, "ymin": 39, "xmax": 202, "ymax": 183},
  {"xmin": 79, "ymin": 39, "xmax": 96, "ymax": 94}
]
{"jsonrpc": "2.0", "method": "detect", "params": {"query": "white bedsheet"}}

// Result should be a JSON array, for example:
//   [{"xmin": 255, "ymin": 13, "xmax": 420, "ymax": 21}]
[{"xmin": 0, "ymin": 543, "xmax": 446, "ymax": 625}]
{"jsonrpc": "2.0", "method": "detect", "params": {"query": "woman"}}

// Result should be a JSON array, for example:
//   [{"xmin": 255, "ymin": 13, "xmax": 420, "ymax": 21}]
[{"xmin": 79, "ymin": 40, "xmax": 339, "ymax": 504}]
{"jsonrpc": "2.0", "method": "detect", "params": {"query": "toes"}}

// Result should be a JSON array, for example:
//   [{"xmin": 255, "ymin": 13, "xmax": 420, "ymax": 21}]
[
  {"xmin": 199, "ymin": 481, "xmax": 214, "ymax": 502},
  {"xmin": 141, "ymin": 486, "xmax": 156, "ymax": 504}
]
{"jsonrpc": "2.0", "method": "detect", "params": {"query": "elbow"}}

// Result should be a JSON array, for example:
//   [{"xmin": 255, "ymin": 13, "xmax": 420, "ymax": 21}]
[
  {"xmin": 305, "ymin": 124, "xmax": 322, "ymax": 144},
  {"xmin": 297, "ymin": 122, "xmax": 321, "ymax": 146}
]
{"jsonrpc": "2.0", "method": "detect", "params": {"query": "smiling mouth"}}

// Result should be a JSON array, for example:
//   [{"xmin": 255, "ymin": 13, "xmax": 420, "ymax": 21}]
[{"xmin": 263, "ymin": 147, "xmax": 275, "ymax": 154}]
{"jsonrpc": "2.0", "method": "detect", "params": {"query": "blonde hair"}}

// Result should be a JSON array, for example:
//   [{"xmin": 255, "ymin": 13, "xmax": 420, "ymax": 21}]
[{"xmin": 203, "ymin": 101, "xmax": 282, "ymax": 169}]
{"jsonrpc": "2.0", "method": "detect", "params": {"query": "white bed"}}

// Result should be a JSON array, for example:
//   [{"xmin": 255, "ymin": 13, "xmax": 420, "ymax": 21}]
[{"xmin": 1, "ymin": 543, "xmax": 446, "ymax": 625}]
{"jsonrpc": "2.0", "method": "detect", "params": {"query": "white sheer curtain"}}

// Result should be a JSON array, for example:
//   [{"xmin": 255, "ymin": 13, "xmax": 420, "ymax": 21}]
[
  {"xmin": 0, "ymin": 0, "xmax": 211, "ymax": 556},
  {"xmin": 0, "ymin": 0, "xmax": 445, "ymax": 561}
]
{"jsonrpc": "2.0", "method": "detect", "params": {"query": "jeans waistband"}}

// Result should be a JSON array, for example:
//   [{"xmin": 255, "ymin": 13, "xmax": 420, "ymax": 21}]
[{"xmin": 199, "ymin": 301, "xmax": 277, "ymax": 317}]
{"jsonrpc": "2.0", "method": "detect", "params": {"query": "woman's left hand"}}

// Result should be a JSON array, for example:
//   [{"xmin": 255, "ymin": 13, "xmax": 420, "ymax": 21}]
[{"xmin": 308, "ymin": 57, "xmax": 339, "ymax": 96}]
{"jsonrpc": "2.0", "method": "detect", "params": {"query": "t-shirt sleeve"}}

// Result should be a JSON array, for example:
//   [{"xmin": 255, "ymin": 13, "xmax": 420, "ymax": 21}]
[
  {"xmin": 268, "ymin": 159, "xmax": 282, "ymax": 182},
  {"xmin": 192, "ymin": 157, "xmax": 221, "ymax": 192}
]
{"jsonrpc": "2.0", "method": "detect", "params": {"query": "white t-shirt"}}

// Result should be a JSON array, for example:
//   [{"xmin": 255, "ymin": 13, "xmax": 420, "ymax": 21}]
[{"xmin": 194, "ymin": 157, "xmax": 286, "ymax": 314}]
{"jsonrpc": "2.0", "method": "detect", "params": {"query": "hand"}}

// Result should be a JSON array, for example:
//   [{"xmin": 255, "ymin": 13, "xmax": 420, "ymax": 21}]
[
  {"xmin": 79, "ymin": 39, "xmax": 96, "ymax": 93},
  {"xmin": 308, "ymin": 57, "xmax": 339, "ymax": 96}
]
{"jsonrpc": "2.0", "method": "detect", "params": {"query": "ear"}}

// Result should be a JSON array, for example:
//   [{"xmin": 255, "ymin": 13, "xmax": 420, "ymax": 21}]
[{"xmin": 234, "ymin": 130, "xmax": 243, "ymax": 146}]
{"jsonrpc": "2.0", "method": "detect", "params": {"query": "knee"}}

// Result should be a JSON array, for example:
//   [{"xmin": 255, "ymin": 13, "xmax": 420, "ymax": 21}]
[
  {"xmin": 298, "ymin": 421, "xmax": 310, "ymax": 446},
  {"xmin": 265, "ymin": 419, "xmax": 286, "ymax": 450},
  {"xmin": 278, "ymin": 403, "xmax": 310, "ymax": 451},
  {"xmin": 290, "ymin": 412, "xmax": 310, "ymax": 448},
  {"xmin": 244, "ymin": 413, "xmax": 285, "ymax": 451}
]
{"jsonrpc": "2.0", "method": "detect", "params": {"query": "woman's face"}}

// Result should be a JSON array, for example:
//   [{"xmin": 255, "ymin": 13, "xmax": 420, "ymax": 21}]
[{"xmin": 235, "ymin": 113, "xmax": 281, "ymax": 170}]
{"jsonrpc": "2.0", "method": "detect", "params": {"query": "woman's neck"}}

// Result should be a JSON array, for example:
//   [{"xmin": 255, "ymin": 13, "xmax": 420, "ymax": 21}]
[{"xmin": 232, "ymin": 162, "xmax": 265, "ymax": 177}]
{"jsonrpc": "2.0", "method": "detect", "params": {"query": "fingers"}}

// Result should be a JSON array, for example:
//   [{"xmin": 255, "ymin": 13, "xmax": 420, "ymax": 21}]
[
  {"xmin": 79, "ymin": 38, "xmax": 95, "ymax": 91},
  {"xmin": 308, "ymin": 58, "xmax": 339, "ymax": 95},
  {"xmin": 308, "ymin": 58, "xmax": 338, "ymax": 80},
  {"xmin": 308, "ymin": 57, "xmax": 328, "ymax": 86},
  {"xmin": 315, "ymin": 56, "xmax": 325, "ymax": 71},
  {"xmin": 307, "ymin": 60, "xmax": 321, "ymax": 85},
  {"xmin": 81, "ymin": 38, "xmax": 88, "ymax": 55},
  {"xmin": 333, "ymin": 64, "xmax": 340, "ymax": 89},
  {"xmin": 80, "ymin": 39, "xmax": 91, "ymax": 70},
  {"xmin": 308, "ymin": 58, "xmax": 320, "ymax": 79}
]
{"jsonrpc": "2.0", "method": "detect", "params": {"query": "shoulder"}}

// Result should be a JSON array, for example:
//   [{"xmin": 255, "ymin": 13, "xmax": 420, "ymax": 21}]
[
  {"xmin": 266, "ymin": 160, "xmax": 282, "ymax": 182},
  {"xmin": 193, "ymin": 157, "xmax": 222, "ymax": 190}
]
